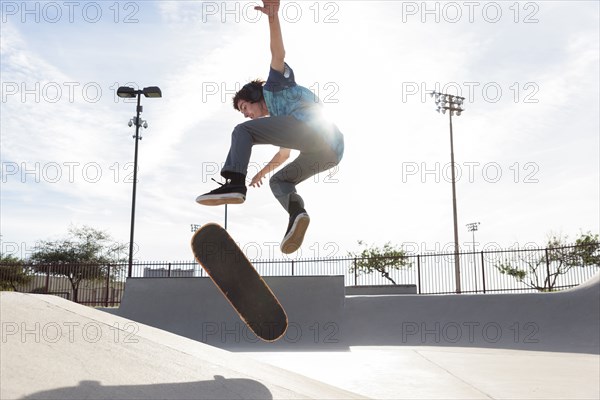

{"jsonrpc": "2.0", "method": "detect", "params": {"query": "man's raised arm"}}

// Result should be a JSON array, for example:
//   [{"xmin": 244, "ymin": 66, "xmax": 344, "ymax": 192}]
[{"xmin": 255, "ymin": 0, "xmax": 285, "ymax": 73}]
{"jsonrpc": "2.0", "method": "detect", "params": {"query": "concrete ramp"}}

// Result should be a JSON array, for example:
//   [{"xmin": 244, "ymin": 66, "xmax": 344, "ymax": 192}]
[
  {"xmin": 343, "ymin": 273, "xmax": 600, "ymax": 353},
  {"xmin": 0, "ymin": 292, "xmax": 364, "ymax": 400},
  {"xmin": 108, "ymin": 274, "xmax": 599, "ymax": 354},
  {"xmin": 111, "ymin": 276, "xmax": 345, "ymax": 349},
  {"xmin": 243, "ymin": 274, "xmax": 600, "ymax": 399}
]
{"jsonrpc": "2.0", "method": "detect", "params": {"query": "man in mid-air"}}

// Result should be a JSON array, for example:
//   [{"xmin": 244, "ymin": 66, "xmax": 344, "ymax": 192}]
[{"xmin": 196, "ymin": 0, "xmax": 344, "ymax": 254}]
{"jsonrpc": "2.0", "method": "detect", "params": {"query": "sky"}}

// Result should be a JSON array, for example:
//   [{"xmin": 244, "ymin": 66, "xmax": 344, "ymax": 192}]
[{"xmin": 1, "ymin": 1, "xmax": 599, "ymax": 263}]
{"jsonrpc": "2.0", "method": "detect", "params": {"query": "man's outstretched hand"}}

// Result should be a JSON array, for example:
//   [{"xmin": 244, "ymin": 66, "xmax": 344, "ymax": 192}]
[
  {"xmin": 250, "ymin": 173, "xmax": 266, "ymax": 188},
  {"xmin": 254, "ymin": 0, "xmax": 280, "ymax": 17}
]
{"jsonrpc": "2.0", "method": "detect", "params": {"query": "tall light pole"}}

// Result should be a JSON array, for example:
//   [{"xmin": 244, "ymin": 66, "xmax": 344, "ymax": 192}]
[
  {"xmin": 117, "ymin": 86, "xmax": 162, "ymax": 278},
  {"xmin": 431, "ymin": 91, "xmax": 465, "ymax": 293},
  {"xmin": 466, "ymin": 222, "xmax": 480, "ymax": 292}
]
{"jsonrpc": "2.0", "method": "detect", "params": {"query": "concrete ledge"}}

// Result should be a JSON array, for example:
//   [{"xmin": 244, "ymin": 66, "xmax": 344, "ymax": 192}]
[
  {"xmin": 342, "ymin": 277, "xmax": 600, "ymax": 353},
  {"xmin": 110, "ymin": 276, "xmax": 346, "ymax": 349},
  {"xmin": 106, "ymin": 274, "xmax": 600, "ymax": 353},
  {"xmin": 345, "ymin": 285, "xmax": 417, "ymax": 295}
]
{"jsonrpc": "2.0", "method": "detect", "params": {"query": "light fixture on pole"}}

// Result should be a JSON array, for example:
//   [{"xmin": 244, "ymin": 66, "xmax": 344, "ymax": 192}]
[
  {"xmin": 466, "ymin": 222, "xmax": 480, "ymax": 249},
  {"xmin": 190, "ymin": 224, "xmax": 201, "ymax": 232},
  {"xmin": 466, "ymin": 222, "xmax": 481, "ymax": 292},
  {"xmin": 430, "ymin": 91, "xmax": 466, "ymax": 293},
  {"xmin": 117, "ymin": 86, "xmax": 162, "ymax": 278}
]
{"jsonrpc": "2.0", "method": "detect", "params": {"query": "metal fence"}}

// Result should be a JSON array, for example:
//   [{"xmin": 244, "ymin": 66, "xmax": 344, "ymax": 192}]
[
  {"xmin": 1, "ymin": 243, "xmax": 598, "ymax": 306},
  {"xmin": 0, "ymin": 263, "xmax": 126, "ymax": 307}
]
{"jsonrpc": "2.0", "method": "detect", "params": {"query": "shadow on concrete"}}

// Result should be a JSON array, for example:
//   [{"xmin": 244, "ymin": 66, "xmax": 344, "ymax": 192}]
[
  {"xmin": 21, "ymin": 376, "xmax": 272, "ymax": 400},
  {"xmin": 1, "ymin": 292, "xmax": 365, "ymax": 400}
]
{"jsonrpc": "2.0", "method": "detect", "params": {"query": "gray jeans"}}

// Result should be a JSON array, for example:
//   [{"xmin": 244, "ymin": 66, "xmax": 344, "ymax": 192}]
[{"xmin": 221, "ymin": 115, "xmax": 344, "ymax": 212}]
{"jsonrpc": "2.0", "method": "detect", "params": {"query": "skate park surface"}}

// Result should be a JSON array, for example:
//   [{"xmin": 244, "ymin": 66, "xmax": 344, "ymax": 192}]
[{"xmin": 1, "ymin": 273, "xmax": 599, "ymax": 400}]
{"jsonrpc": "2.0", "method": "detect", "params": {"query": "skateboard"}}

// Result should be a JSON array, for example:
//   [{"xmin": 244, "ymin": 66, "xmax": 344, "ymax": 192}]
[{"xmin": 191, "ymin": 223, "xmax": 288, "ymax": 342}]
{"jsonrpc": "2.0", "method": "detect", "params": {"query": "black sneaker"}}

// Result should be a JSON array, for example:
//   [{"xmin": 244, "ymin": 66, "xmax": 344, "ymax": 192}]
[
  {"xmin": 280, "ymin": 209, "xmax": 310, "ymax": 254},
  {"xmin": 196, "ymin": 179, "xmax": 247, "ymax": 206}
]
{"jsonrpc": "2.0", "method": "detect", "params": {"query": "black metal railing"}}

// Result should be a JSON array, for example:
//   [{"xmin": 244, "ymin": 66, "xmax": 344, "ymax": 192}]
[{"xmin": 1, "ymin": 243, "xmax": 597, "ymax": 306}]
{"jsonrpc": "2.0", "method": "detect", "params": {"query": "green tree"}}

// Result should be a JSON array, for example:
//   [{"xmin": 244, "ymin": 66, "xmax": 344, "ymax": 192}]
[
  {"xmin": 348, "ymin": 241, "xmax": 412, "ymax": 285},
  {"xmin": 29, "ymin": 225, "xmax": 127, "ymax": 302},
  {"xmin": 497, "ymin": 232, "xmax": 599, "ymax": 291},
  {"xmin": 0, "ymin": 254, "xmax": 32, "ymax": 291}
]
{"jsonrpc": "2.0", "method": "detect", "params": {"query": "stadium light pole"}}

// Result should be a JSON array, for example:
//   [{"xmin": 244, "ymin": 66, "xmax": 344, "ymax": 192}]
[
  {"xmin": 466, "ymin": 222, "xmax": 480, "ymax": 250},
  {"xmin": 467, "ymin": 222, "xmax": 481, "ymax": 292},
  {"xmin": 430, "ymin": 91, "xmax": 465, "ymax": 294},
  {"xmin": 190, "ymin": 224, "xmax": 202, "ymax": 232},
  {"xmin": 117, "ymin": 86, "xmax": 162, "ymax": 278}
]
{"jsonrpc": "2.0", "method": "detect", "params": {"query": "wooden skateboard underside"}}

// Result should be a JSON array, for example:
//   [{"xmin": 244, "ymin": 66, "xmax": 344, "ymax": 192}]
[{"xmin": 191, "ymin": 223, "xmax": 288, "ymax": 342}]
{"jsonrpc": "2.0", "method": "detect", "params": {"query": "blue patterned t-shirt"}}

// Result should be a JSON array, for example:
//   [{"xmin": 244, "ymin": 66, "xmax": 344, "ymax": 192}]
[{"xmin": 263, "ymin": 63, "xmax": 344, "ymax": 159}]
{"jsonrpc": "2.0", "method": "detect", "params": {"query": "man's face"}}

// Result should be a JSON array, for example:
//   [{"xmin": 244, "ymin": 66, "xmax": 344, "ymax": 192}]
[{"xmin": 237, "ymin": 99, "xmax": 266, "ymax": 120}]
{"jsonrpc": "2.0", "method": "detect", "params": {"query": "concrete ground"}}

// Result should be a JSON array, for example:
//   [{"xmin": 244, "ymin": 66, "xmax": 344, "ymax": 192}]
[
  {"xmin": 1, "ymin": 274, "xmax": 598, "ymax": 399},
  {"xmin": 241, "ymin": 346, "xmax": 599, "ymax": 399},
  {"xmin": 0, "ymin": 292, "xmax": 364, "ymax": 400},
  {"xmin": 239, "ymin": 274, "xmax": 600, "ymax": 399}
]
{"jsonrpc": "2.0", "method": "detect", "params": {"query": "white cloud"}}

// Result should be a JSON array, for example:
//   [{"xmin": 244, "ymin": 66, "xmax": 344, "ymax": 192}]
[{"xmin": 1, "ymin": 1, "xmax": 598, "ymax": 261}]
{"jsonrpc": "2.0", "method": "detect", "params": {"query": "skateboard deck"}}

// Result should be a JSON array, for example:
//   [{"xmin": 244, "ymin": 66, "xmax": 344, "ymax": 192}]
[{"xmin": 191, "ymin": 223, "xmax": 288, "ymax": 342}]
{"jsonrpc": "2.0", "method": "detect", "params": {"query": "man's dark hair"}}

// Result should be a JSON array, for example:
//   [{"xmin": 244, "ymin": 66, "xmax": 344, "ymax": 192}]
[{"xmin": 233, "ymin": 79, "xmax": 265, "ymax": 111}]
